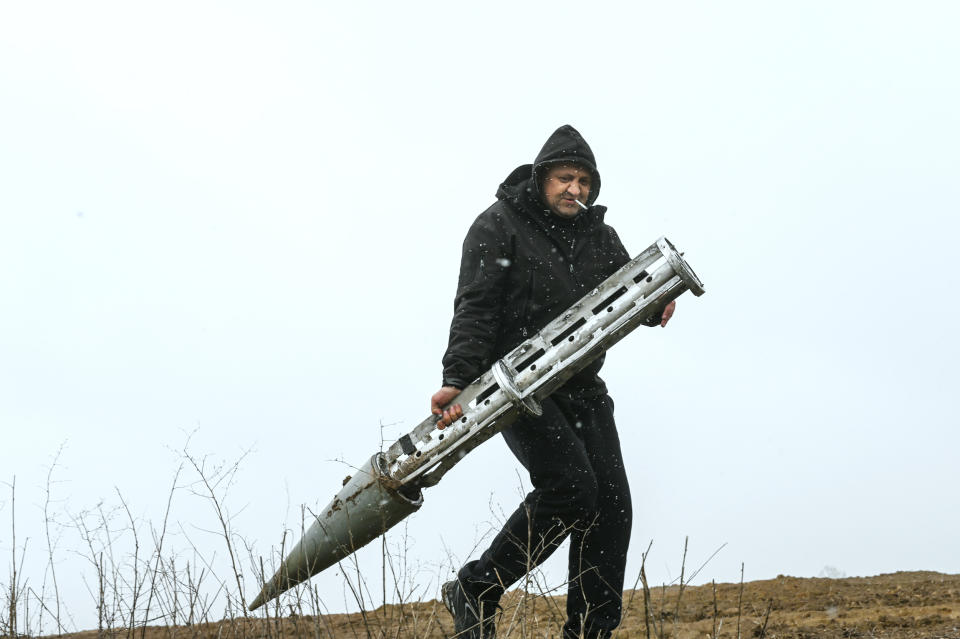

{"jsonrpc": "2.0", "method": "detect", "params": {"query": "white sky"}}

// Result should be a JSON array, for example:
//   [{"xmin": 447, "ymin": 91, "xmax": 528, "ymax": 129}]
[{"xmin": 2, "ymin": 1, "xmax": 959, "ymax": 631}]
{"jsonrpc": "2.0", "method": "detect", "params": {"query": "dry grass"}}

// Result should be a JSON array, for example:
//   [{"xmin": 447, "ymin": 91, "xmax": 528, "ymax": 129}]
[
  {"xmin": 12, "ymin": 572, "xmax": 957, "ymax": 639},
  {"xmin": 4, "ymin": 447, "xmax": 959, "ymax": 639}
]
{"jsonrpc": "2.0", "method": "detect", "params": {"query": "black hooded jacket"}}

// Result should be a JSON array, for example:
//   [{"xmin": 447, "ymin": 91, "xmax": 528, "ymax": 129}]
[{"xmin": 441, "ymin": 125, "xmax": 647, "ymax": 396}]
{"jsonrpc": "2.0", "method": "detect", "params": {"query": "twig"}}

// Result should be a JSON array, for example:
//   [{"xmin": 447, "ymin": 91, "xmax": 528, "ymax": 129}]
[
  {"xmin": 685, "ymin": 541, "xmax": 728, "ymax": 584},
  {"xmin": 7, "ymin": 476, "xmax": 19, "ymax": 639},
  {"xmin": 672, "ymin": 536, "xmax": 689, "ymax": 635},
  {"xmin": 142, "ymin": 466, "xmax": 181, "ymax": 639},
  {"xmin": 116, "ymin": 488, "xmax": 141, "ymax": 639},
  {"xmin": 639, "ymin": 543, "xmax": 653, "ymax": 639},
  {"xmin": 613, "ymin": 538, "xmax": 652, "ymax": 639},
  {"xmin": 43, "ymin": 446, "xmax": 67, "ymax": 636},
  {"xmin": 181, "ymin": 447, "xmax": 251, "ymax": 611},
  {"xmin": 736, "ymin": 562, "xmax": 744, "ymax": 639},
  {"xmin": 757, "ymin": 599, "xmax": 773, "ymax": 639},
  {"xmin": 711, "ymin": 579, "xmax": 718, "ymax": 639}
]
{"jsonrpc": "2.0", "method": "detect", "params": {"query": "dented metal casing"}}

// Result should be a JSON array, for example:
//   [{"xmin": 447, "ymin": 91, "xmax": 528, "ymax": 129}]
[{"xmin": 248, "ymin": 236, "xmax": 704, "ymax": 610}]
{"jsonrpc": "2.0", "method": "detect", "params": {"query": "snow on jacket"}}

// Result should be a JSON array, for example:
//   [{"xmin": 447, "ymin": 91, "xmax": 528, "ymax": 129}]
[{"xmin": 441, "ymin": 125, "xmax": 653, "ymax": 397}]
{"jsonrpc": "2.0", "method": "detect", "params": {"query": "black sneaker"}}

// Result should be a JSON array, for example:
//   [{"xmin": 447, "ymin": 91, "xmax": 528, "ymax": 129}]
[{"xmin": 441, "ymin": 580, "xmax": 498, "ymax": 639}]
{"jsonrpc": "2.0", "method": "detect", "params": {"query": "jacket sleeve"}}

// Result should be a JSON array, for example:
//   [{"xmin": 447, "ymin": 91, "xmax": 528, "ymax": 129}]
[{"xmin": 441, "ymin": 214, "xmax": 512, "ymax": 389}]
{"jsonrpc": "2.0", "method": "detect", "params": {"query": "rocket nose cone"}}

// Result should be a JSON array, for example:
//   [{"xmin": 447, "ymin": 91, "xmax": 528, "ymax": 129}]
[
  {"xmin": 243, "ymin": 453, "xmax": 425, "ymax": 610},
  {"xmin": 248, "ymin": 585, "xmax": 272, "ymax": 611}
]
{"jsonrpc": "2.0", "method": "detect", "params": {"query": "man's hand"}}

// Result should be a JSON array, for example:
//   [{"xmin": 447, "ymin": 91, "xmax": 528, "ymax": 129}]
[
  {"xmin": 431, "ymin": 386, "xmax": 463, "ymax": 429},
  {"xmin": 660, "ymin": 300, "xmax": 677, "ymax": 327}
]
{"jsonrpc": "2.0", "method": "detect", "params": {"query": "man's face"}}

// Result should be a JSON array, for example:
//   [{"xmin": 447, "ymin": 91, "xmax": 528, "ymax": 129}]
[{"xmin": 542, "ymin": 164, "xmax": 592, "ymax": 218}]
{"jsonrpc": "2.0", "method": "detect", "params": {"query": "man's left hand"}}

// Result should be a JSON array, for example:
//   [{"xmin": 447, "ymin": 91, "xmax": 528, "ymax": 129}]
[{"xmin": 660, "ymin": 300, "xmax": 676, "ymax": 327}]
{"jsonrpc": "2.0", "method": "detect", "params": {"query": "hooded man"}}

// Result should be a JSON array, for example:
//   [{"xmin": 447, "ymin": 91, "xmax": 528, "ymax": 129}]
[{"xmin": 432, "ymin": 125, "xmax": 675, "ymax": 639}]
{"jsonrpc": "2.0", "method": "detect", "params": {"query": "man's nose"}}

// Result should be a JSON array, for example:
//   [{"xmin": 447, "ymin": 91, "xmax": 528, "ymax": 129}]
[{"xmin": 566, "ymin": 182, "xmax": 581, "ymax": 195}]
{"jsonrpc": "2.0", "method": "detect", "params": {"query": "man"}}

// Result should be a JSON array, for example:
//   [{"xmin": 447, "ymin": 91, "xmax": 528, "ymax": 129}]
[{"xmin": 431, "ymin": 125, "xmax": 675, "ymax": 639}]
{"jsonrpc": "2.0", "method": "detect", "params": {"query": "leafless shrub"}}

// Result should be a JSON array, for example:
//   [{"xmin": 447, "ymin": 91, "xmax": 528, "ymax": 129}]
[
  {"xmin": 3, "ymin": 477, "xmax": 30, "ymax": 639},
  {"xmin": 2, "ymin": 441, "xmax": 745, "ymax": 639}
]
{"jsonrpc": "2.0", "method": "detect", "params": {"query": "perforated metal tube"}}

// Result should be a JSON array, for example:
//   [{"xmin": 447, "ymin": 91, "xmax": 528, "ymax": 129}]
[{"xmin": 247, "ymin": 235, "xmax": 704, "ymax": 610}]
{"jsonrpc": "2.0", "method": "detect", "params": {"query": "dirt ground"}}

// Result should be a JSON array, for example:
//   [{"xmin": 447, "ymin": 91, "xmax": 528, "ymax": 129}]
[{"xmin": 57, "ymin": 571, "xmax": 960, "ymax": 639}]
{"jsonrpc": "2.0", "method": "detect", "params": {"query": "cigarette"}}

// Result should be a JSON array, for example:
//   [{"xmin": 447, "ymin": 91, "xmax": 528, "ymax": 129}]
[{"xmin": 576, "ymin": 199, "xmax": 588, "ymax": 210}]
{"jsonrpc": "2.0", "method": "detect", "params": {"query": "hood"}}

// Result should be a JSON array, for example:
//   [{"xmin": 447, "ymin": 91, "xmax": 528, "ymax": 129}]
[
  {"xmin": 531, "ymin": 124, "xmax": 601, "ymax": 207},
  {"xmin": 494, "ymin": 125, "xmax": 603, "ymax": 217}
]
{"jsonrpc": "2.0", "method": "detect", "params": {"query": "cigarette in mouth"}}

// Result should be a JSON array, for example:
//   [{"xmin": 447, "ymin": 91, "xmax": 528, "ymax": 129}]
[{"xmin": 576, "ymin": 199, "xmax": 588, "ymax": 210}]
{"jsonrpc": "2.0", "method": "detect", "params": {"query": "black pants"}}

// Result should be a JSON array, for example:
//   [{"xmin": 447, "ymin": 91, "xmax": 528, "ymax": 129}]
[{"xmin": 457, "ymin": 393, "xmax": 632, "ymax": 639}]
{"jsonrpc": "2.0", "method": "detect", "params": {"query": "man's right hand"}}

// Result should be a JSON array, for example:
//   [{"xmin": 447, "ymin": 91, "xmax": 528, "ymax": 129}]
[{"xmin": 431, "ymin": 386, "xmax": 463, "ymax": 429}]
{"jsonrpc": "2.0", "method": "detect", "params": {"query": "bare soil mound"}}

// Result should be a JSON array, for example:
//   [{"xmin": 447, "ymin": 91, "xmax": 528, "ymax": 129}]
[{"xmin": 54, "ymin": 571, "xmax": 960, "ymax": 639}]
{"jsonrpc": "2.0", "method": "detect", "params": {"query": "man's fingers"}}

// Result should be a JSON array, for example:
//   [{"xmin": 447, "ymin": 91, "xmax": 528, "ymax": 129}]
[
  {"xmin": 435, "ymin": 404, "xmax": 465, "ymax": 430},
  {"xmin": 660, "ymin": 300, "xmax": 676, "ymax": 327},
  {"xmin": 431, "ymin": 387, "xmax": 465, "ymax": 430},
  {"xmin": 431, "ymin": 386, "xmax": 463, "ymax": 417}
]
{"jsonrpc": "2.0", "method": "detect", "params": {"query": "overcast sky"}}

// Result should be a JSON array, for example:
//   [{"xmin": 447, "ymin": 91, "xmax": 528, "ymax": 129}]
[{"xmin": 2, "ymin": 1, "xmax": 959, "ymax": 631}]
